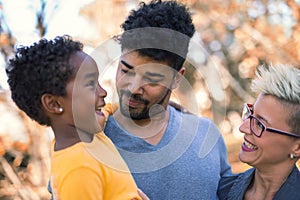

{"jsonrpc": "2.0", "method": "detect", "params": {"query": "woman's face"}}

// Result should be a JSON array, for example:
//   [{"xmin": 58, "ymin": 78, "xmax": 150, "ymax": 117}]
[{"xmin": 238, "ymin": 94, "xmax": 297, "ymax": 169}]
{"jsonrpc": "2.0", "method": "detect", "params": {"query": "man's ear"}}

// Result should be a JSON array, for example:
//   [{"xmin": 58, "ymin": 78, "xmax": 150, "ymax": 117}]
[
  {"xmin": 171, "ymin": 67, "xmax": 185, "ymax": 89},
  {"xmin": 41, "ymin": 94, "xmax": 62, "ymax": 114}
]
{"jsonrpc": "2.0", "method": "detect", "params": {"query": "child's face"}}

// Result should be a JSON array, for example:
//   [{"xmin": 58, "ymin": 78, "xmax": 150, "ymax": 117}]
[{"xmin": 63, "ymin": 51, "xmax": 107, "ymax": 135}]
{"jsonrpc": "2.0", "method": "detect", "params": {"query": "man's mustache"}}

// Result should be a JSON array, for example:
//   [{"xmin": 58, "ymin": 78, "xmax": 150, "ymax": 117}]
[{"xmin": 120, "ymin": 90, "xmax": 149, "ymax": 104}]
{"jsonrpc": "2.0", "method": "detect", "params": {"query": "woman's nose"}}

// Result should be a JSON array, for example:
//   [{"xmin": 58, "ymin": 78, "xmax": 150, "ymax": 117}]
[{"xmin": 239, "ymin": 117, "xmax": 251, "ymax": 135}]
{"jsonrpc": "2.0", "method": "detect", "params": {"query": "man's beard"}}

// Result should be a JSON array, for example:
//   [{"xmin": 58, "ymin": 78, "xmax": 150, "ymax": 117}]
[
  {"xmin": 119, "ymin": 89, "xmax": 170, "ymax": 120},
  {"xmin": 119, "ymin": 91, "xmax": 150, "ymax": 120}
]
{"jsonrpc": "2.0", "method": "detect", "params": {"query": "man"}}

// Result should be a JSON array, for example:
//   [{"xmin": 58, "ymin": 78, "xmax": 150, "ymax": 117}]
[{"xmin": 104, "ymin": 0, "xmax": 232, "ymax": 199}]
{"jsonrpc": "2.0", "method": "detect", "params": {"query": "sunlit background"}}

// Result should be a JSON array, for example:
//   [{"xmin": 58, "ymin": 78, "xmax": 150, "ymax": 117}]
[{"xmin": 0, "ymin": 0, "xmax": 300, "ymax": 199}]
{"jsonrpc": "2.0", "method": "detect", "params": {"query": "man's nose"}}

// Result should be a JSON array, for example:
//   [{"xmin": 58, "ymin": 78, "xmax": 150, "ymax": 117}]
[{"xmin": 127, "ymin": 77, "xmax": 144, "ymax": 94}]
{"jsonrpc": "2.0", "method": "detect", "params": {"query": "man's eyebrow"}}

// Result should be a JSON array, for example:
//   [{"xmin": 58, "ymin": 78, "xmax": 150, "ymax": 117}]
[
  {"xmin": 121, "ymin": 60, "xmax": 165, "ymax": 78},
  {"xmin": 121, "ymin": 60, "xmax": 134, "ymax": 69}
]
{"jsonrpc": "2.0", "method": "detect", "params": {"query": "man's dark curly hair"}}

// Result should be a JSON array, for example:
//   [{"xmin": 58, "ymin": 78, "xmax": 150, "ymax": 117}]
[
  {"xmin": 117, "ymin": 0, "xmax": 195, "ymax": 71},
  {"xmin": 6, "ymin": 35, "xmax": 83, "ymax": 126}
]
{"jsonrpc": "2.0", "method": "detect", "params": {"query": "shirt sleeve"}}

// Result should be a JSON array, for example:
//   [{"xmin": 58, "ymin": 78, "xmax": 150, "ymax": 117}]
[{"xmin": 58, "ymin": 167, "xmax": 104, "ymax": 200}]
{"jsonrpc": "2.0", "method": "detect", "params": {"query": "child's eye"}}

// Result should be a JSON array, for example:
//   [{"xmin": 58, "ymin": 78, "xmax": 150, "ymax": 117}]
[{"xmin": 87, "ymin": 80, "xmax": 96, "ymax": 87}]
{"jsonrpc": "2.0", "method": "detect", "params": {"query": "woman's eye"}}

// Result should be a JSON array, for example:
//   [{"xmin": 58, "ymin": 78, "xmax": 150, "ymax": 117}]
[{"xmin": 256, "ymin": 120, "xmax": 264, "ymax": 129}]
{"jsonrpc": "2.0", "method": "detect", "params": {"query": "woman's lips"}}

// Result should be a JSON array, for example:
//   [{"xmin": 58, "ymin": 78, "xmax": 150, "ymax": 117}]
[{"xmin": 241, "ymin": 137, "xmax": 258, "ymax": 152}]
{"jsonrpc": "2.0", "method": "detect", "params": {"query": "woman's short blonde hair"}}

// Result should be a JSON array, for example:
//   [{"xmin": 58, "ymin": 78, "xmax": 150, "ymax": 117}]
[{"xmin": 251, "ymin": 64, "xmax": 300, "ymax": 135}]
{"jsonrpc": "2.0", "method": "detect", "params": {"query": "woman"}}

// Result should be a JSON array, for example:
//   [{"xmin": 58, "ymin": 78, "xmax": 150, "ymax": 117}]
[{"xmin": 218, "ymin": 64, "xmax": 300, "ymax": 200}]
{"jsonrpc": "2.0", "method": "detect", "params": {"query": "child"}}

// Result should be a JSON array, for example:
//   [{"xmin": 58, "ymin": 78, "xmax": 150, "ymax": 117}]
[{"xmin": 6, "ymin": 35, "xmax": 143, "ymax": 200}]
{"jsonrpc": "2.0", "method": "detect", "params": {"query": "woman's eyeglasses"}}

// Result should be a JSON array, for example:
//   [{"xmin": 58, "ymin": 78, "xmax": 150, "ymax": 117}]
[{"xmin": 242, "ymin": 103, "xmax": 300, "ymax": 138}]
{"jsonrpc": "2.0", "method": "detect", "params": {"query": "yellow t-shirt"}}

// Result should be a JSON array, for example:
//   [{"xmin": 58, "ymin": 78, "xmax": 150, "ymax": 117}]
[{"xmin": 51, "ymin": 132, "xmax": 141, "ymax": 200}]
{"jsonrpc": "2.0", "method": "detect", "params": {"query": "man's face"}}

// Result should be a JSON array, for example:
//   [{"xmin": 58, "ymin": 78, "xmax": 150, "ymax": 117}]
[{"xmin": 116, "ymin": 51, "xmax": 182, "ymax": 120}]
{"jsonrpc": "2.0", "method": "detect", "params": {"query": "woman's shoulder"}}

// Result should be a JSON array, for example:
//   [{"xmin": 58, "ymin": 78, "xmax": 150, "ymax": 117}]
[{"xmin": 218, "ymin": 168, "xmax": 255, "ymax": 200}]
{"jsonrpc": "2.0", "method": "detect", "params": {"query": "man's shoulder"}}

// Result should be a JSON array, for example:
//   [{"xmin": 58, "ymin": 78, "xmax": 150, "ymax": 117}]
[
  {"xmin": 105, "ymin": 115, "xmax": 117, "ymax": 128},
  {"xmin": 170, "ymin": 107, "xmax": 214, "ymax": 125},
  {"xmin": 104, "ymin": 116, "xmax": 124, "ymax": 138},
  {"xmin": 170, "ymin": 108, "xmax": 221, "ymax": 141}
]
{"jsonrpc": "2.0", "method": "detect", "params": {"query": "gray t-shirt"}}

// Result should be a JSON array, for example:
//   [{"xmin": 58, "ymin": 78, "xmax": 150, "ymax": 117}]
[{"xmin": 104, "ymin": 106, "xmax": 232, "ymax": 200}]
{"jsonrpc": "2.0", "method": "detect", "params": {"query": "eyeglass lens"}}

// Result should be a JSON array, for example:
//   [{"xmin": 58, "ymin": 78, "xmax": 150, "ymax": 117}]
[
  {"xmin": 250, "ymin": 117, "xmax": 264, "ymax": 137},
  {"xmin": 242, "ymin": 104, "xmax": 263, "ymax": 137}
]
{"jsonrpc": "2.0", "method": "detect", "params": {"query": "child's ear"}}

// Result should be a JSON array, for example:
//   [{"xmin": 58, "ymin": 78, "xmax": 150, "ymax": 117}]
[
  {"xmin": 41, "ymin": 94, "xmax": 63, "ymax": 114},
  {"xmin": 171, "ymin": 67, "xmax": 185, "ymax": 89}
]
